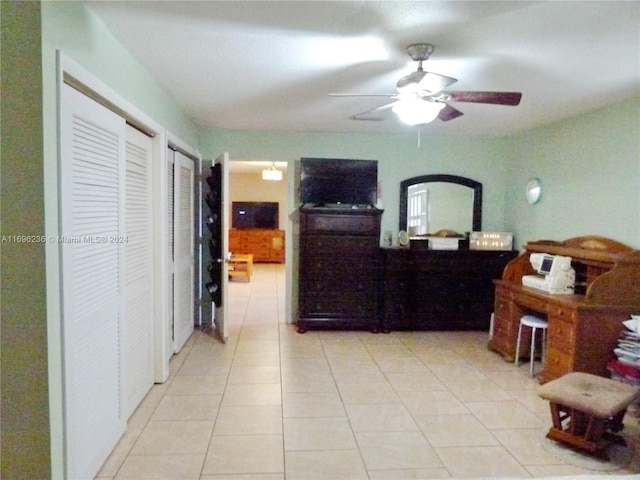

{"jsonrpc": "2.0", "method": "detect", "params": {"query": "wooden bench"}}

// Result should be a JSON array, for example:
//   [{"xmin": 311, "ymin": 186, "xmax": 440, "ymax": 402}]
[{"xmin": 229, "ymin": 254, "xmax": 253, "ymax": 281}]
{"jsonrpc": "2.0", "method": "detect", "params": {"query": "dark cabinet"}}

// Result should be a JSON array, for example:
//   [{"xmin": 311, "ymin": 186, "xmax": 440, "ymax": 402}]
[
  {"xmin": 297, "ymin": 207, "xmax": 382, "ymax": 332},
  {"xmin": 381, "ymin": 248, "xmax": 518, "ymax": 331}
]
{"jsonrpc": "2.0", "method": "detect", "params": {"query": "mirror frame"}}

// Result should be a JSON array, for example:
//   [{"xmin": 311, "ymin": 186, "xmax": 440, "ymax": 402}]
[{"xmin": 399, "ymin": 174, "xmax": 482, "ymax": 233}]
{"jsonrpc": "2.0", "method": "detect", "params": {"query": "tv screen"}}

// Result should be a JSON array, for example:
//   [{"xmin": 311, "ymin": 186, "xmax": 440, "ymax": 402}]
[
  {"xmin": 232, "ymin": 202, "xmax": 279, "ymax": 229},
  {"xmin": 300, "ymin": 158, "xmax": 378, "ymax": 207}
]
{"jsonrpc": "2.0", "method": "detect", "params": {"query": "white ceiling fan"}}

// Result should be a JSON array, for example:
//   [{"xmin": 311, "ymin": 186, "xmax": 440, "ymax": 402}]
[{"xmin": 330, "ymin": 43, "xmax": 523, "ymax": 125}]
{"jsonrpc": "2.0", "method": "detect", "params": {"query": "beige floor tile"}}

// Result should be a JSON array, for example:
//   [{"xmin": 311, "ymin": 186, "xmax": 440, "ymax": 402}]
[
  {"xmin": 130, "ymin": 420, "xmax": 214, "ymax": 455},
  {"xmin": 465, "ymin": 400, "xmax": 548, "ymax": 429},
  {"xmin": 151, "ymin": 394, "xmax": 221, "ymax": 421},
  {"xmin": 331, "ymin": 365, "xmax": 388, "ymax": 384},
  {"xmin": 484, "ymin": 368, "xmax": 541, "ymax": 391},
  {"xmin": 367, "ymin": 468, "xmax": 452, "ymax": 479},
  {"xmin": 355, "ymin": 431, "xmax": 443, "ymax": 470},
  {"xmin": 375, "ymin": 356, "xmax": 430, "ymax": 373},
  {"xmin": 338, "ymin": 381, "xmax": 401, "ymax": 404},
  {"xmin": 220, "ymin": 383, "xmax": 281, "ymax": 406},
  {"xmin": 285, "ymin": 450, "xmax": 368, "ymax": 480},
  {"xmin": 231, "ymin": 349, "xmax": 281, "ymax": 366},
  {"xmin": 524, "ymin": 464, "xmax": 610, "ymax": 477},
  {"xmin": 281, "ymin": 372, "xmax": 339, "ymax": 393},
  {"xmin": 427, "ymin": 363, "xmax": 488, "ymax": 384},
  {"xmin": 414, "ymin": 414, "xmax": 499, "ymax": 447},
  {"xmin": 397, "ymin": 390, "xmax": 470, "ymax": 416},
  {"xmin": 165, "ymin": 374, "xmax": 227, "ymax": 396},
  {"xmin": 283, "ymin": 391, "xmax": 347, "ymax": 418},
  {"xmin": 203, "ymin": 434, "xmax": 284, "ymax": 475},
  {"xmin": 201, "ymin": 474, "xmax": 284, "ymax": 480},
  {"xmin": 283, "ymin": 416, "xmax": 357, "ymax": 450},
  {"xmin": 213, "ymin": 405, "xmax": 283, "ymax": 435},
  {"xmin": 346, "ymin": 403, "xmax": 418, "ymax": 433},
  {"xmin": 492, "ymin": 427, "xmax": 570, "ymax": 466},
  {"xmin": 442, "ymin": 378, "xmax": 513, "ymax": 402},
  {"xmin": 114, "ymin": 454, "xmax": 204, "ymax": 479},
  {"xmin": 434, "ymin": 445, "xmax": 530, "ymax": 477},
  {"xmin": 412, "ymin": 349, "xmax": 467, "ymax": 366},
  {"xmin": 227, "ymin": 365, "xmax": 281, "ymax": 384},
  {"xmin": 384, "ymin": 371, "xmax": 447, "ymax": 392}
]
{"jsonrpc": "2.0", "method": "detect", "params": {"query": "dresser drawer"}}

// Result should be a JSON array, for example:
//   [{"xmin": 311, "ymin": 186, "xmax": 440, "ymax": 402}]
[
  {"xmin": 301, "ymin": 274, "xmax": 377, "ymax": 293},
  {"xmin": 302, "ymin": 235, "xmax": 378, "ymax": 253},
  {"xmin": 302, "ymin": 212, "xmax": 380, "ymax": 235},
  {"xmin": 301, "ymin": 292, "xmax": 377, "ymax": 317}
]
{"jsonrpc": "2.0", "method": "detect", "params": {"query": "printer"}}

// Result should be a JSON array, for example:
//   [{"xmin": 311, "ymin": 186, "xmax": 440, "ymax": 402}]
[{"xmin": 522, "ymin": 253, "xmax": 575, "ymax": 294}]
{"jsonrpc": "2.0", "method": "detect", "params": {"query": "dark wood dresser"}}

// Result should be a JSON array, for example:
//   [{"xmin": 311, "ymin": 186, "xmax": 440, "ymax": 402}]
[
  {"xmin": 297, "ymin": 207, "xmax": 383, "ymax": 333},
  {"xmin": 381, "ymin": 246, "xmax": 517, "ymax": 331}
]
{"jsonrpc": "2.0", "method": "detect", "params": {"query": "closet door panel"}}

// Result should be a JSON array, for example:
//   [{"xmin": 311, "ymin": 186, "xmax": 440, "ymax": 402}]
[
  {"xmin": 59, "ymin": 84, "xmax": 126, "ymax": 480},
  {"xmin": 173, "ymin": 151, "xmax": 195, "ymax": 352},
  {"xmin": 124, "ymin": 126, "xmax": 154, "ymax": 418}
]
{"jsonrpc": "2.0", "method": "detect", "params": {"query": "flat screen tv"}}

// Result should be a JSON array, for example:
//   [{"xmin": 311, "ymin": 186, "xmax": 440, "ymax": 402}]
[
  {"xmin": 232, "ymin": 202, "xmax": 279, "ymax": 229},
  {"xmin": 300, "ymin": 158, "xmax": 378, "ymax": 207}
]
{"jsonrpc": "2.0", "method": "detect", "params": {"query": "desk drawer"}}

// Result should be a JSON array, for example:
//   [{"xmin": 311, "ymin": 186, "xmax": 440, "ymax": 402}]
[
  {"xmin": 548, "ymin": 305, "xmax": 577, "ymax": 323},
  {"xmin": 545, "ymin": 347, "xmax": 572, "ymax": 377},
  {"xmin": 514, "ymin": 292, "xmax": 548, "ymax": 313},
  {"xmin": 547, "ymin": 319, "xmax": 575, "ymax": 354}
]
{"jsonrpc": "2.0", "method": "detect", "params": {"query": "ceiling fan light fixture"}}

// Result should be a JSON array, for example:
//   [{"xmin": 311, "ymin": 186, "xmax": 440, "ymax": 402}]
[
  {"xmin": 262, "ymin": 163, "xmax": 283, "ymax": 181},
  {"xmin": 392, "ymin": 99, "xmax": 445, "ymax": 125}
]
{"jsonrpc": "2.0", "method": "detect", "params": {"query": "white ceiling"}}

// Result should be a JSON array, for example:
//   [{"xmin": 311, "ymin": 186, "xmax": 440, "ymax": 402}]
[{"xmin": 88, "ymin": 1, "xmax": 639, "ymax": 138}]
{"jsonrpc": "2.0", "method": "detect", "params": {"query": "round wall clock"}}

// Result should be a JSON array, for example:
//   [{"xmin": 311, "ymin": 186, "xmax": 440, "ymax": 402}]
[{"xmin": 525, "ymin": 178, "xmax": 543, "ymax": 204}]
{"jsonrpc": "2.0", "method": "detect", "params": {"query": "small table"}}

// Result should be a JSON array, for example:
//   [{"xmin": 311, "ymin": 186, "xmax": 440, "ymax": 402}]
[{"xmin": 229, "ymin": 254, "xmax": 253, "ymax": 281}]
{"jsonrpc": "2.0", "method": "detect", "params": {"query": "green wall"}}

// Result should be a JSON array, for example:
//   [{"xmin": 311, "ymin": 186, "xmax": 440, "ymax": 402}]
[
  {"xmin": 199, "ymin": 98, "xmax": 640, "ymax": 250},
  {"xmin": 505, "ymin": 98, "xmax": 640, "ymax": 249},
  {"xmin": 0, "ymin": 2, "xmax": 51, "ymax": 479},
  {"xmin": 199, "ymin": 130, "xmax": 513, "ymax": 237}
]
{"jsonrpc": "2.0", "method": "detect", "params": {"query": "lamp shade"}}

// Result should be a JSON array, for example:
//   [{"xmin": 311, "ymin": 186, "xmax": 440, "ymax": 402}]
[{"xmin": 392, "ymin": 99, "xmax": 445, "ymax": 125}]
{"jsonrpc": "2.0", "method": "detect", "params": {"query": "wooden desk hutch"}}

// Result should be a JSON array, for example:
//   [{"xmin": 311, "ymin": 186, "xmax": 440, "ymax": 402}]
[{"xmin": 489, "ymin": 236, "xmax": 640, "ymax": 383}]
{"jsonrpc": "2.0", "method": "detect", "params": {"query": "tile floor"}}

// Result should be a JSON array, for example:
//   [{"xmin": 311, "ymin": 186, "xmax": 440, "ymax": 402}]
[{"xmin": 97, "ymin": 263, "xmax": 640, "ymax": 479}]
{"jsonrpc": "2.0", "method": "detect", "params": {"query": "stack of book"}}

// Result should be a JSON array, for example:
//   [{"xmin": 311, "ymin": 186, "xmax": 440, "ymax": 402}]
[{"xmin": 608, "ymin": 315, "xmax": 640, "ymax": 388}]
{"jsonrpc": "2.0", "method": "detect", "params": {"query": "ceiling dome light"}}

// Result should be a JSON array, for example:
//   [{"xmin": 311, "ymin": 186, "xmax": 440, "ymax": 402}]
[
  {"xmin": 392, "ymin": 99, "xmax": 445, "ymax": 125},
  {"xmin": 262, "ymin": 163, "xmax": 283, "ymax": 181}
]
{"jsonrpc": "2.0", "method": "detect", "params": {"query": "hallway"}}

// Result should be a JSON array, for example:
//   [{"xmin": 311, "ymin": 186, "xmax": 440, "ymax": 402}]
[{"xmin": 96, "ymin": 263, "xmax": 640, "ymax": 479}]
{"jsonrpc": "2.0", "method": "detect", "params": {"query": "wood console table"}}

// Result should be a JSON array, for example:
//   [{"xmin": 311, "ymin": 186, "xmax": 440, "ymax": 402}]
[{"xmin": 488, "ymin": 236, "xmax": 640, "ymax": 383}]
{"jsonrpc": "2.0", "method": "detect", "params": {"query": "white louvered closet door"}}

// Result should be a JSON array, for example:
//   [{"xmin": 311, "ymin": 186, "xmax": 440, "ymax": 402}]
[
  {"xmin": 167, "ymin": 148, "xmax": 175, "ymax": 351},
  {"xmin": 59, "ymin": 84, "xmax": 126, "ymax": 480},
  {"xmin": 173, "ymin": 151, "xmax": 195, "ymax": 352},
  {"xmin": 124, "ymin": 126, "xmax": 154, "ymax": 418}
]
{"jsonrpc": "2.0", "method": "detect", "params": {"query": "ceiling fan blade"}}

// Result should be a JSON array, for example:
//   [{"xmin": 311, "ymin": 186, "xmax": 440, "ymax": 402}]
[
  {"xmin": 446, "ymin": 91, "xmax": 522, "ymax": 106},
  {"xmin": 350, "ymin": 100, "xmax": 401, "ymax": 121},
  {"xmin": 417, "ymin": 72, "xmax": 457, "ymax": 95},
  {"xmin": 438, "ymin": 104, "xmax": 464, "ymax": 122},
  {"xmin": 328, "ymin": 93, "xmax": 396, "ymax": 97}
]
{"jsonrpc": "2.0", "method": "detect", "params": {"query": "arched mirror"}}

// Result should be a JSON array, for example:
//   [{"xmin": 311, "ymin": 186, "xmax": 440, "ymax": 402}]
[{"xmin": 399, "ymin": 174, "xmax": 482, "ymax": 236}]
